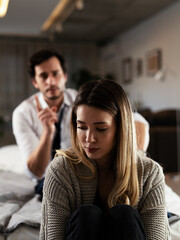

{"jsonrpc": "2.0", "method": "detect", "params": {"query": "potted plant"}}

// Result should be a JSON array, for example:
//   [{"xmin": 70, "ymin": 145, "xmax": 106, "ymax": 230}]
[{"xmin": 71, "ymin": 68, "xmax": 115, "ymax": 90}]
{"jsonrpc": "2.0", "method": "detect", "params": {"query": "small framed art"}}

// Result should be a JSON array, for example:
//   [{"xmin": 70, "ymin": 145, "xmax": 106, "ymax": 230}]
[
  {"xmin": 146, "ymin": 48, "xmax": 162, "ymax": 76},
  {"xmin": 122, "ymin": 57, "xmax": 133, "ymax": 84}
]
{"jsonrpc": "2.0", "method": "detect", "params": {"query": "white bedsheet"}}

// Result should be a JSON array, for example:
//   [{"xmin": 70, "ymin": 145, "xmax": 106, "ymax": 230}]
[
  {"xmin": 165, "ymin": 184, "xmax": 180, "ymax": 240},
  {"xmin": 166, "ymin": 184, "xmax": 180, "ymax": 216},
  {"xmin": 0, "ymin": 170, "xmax": 40, "ymax": 239},
  {"xmin": 0, "ymin": 144, "xmax": 25, "ymax": 174},
  {"xmin": 0, "ymin": 145, "xmax": 40, "ymax": 239}
]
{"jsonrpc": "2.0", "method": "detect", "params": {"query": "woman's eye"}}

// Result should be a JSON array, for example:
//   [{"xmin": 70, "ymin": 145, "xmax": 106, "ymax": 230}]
[
  {"xmin": 97, "ymin": 128, "xmax": 107, "ymax": 132},
  {"xmin": 77, "ymin": 126, "xmax": 87, "ymax": 130}
]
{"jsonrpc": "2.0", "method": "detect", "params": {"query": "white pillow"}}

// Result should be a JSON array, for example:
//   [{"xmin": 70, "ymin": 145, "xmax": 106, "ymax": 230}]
[{"xmin": 0, "ymin": 145, "xmax": 25, "ymax": 174}]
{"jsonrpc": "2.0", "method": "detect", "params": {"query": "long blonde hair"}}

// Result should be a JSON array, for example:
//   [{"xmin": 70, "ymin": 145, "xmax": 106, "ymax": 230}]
[{"xmin": 57, "ymin": 79, "xmax": 139, "ymax": 207}]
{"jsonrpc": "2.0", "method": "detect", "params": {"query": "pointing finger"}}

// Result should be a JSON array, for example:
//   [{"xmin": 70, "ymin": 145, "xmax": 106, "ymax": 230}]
[{"xmin": 35, "ymin": 95, "xmax": 42, "ymax": 112}]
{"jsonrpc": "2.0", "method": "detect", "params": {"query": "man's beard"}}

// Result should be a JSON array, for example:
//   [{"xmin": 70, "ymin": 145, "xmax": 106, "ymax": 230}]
[
  {"xmin": 47, "ymin": 95, "xmax": 61, "ymax": 100},
  {"xmin": 44, "ymin": 90, "xmax": 63, "ymax": 101}
]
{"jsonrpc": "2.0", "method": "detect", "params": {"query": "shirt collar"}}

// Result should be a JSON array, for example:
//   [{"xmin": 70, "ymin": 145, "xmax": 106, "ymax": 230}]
[
  {"xmin": 37, "ymin": 89, "xmax": 70, "ymax": 109},
  {"xmin": 63, "ymin": 89, "xmax": 73, "ymax": 107}
]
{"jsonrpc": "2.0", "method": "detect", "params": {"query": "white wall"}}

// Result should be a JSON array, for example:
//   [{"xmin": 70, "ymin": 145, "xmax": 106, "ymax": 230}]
[{"xmin": 100, "ymin": 1, "xmax": 180, "ymax": 112}]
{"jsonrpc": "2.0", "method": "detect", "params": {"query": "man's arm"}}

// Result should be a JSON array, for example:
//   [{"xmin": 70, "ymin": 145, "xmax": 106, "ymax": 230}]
[
  {"xmin": 27, "ymin": 96, "xmax": 58, "ymax": 178},
  {"xmin": 135, "ymin": 121, "xmax": 149, "ymax": 152},
  {"xmin": 134, "ymin": 112, "xmax": 150, "ymax": 152},
  {"xmin": 13, "ymin": 95, "xmax": 58, "ymax": 179},
  {"xmin": 27, "ymin": 126, "xmax": 54, "ymax": 178}
]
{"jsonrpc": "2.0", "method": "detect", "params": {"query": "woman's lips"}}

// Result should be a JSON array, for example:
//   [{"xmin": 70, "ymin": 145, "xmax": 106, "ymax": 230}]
[{"xmin": 85, "ymin": 147, "xmax": 99, "ymax": 153}]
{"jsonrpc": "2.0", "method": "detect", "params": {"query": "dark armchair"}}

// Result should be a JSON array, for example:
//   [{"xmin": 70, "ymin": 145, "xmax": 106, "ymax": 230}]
[{"xmin": 140, "ymin": 109, "xmax": 180, "ymax": 172}]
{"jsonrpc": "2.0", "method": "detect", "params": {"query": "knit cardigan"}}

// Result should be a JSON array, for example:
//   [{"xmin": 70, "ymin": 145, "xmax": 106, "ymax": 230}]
[{"xmin": 40, "ymin": 154, "xmax": 170, "ymax": 240}]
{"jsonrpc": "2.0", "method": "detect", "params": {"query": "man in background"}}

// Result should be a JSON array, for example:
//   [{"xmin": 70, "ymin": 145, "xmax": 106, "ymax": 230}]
[
  {"xmin": 133, "ymin": 112, "xmax": 149, "ymax": 153},
  {"xmin": 12, "ymin": 49, "xmax": 77, "ymax": 195}
]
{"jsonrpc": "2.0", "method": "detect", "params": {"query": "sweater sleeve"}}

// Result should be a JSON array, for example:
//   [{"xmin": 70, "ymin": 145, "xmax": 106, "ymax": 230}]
[
  {"xmin": 40, "ymin": 157, "xmax": 80, "ymax": 240},
  {"xmin": 138, "ymin": 159, "xmax": 171, "ymax": 240}
]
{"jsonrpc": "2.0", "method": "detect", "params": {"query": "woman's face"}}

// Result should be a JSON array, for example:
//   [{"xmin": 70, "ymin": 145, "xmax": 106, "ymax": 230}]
[{"xmin": 76, "ymin": 105, "xmax": 117, "ymax": 163}]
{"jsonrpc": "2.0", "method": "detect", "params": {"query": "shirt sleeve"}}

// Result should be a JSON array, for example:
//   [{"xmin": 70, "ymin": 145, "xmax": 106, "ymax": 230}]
[
  {"xmin": 12, "ymin": 105, "xmax": 41, "ymax": 179},
  {"xmin": 133, "ymin": 112, "xmax": 150, "ymax": 152},
  {"xmin": 133, "ymin": 112, "xmax": 149, "ymax": 128}
]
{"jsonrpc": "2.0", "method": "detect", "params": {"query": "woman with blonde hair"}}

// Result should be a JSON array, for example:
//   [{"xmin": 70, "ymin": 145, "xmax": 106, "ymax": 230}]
[{"xmin": 40, "ymin": 79, "xmax": 170, "ymax": 240}]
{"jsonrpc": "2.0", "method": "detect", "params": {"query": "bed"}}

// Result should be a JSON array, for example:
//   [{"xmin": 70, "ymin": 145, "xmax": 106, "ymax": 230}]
[
  {"xmin": 0, "ymin": 145, "xmax": 180, "ymax": 240},
  {"xmin": 0, "ymin": 145, "xmax": 40, "ymax": 240}
]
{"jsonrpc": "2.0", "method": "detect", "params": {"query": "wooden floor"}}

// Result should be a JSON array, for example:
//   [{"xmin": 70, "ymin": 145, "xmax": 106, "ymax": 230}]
[{"xmin": 165, "ymin": 173, "xmax": 180, "ymax": 196}]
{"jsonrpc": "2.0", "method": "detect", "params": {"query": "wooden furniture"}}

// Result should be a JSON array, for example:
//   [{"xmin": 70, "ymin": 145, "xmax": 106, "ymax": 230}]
[{"xmin": 165, "ymin": 172, "xmax": 180, "ymax": 196}]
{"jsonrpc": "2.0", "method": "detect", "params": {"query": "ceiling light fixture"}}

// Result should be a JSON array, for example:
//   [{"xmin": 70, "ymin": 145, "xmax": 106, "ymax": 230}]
[
  {"xmin": 42, "ymin": 0, "xmax": 84, "ymax": 32},
  {"xmin": 0, "ymin": 0, "xmax": 9, "ymax": 18}
]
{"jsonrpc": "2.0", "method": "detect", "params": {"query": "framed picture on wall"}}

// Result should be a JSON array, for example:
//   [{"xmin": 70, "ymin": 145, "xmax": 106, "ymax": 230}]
[
  {"xmin": 122, "ymin": 57, "xmax": 133, "ymax": 84},
  {"xmin": 146, "ymin": 48, "xmax": 162, "ymax": 76}
]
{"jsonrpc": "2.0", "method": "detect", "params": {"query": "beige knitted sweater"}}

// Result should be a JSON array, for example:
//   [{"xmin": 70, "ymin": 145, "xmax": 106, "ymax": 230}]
[{"xmin": 40, "ymin": 155, "xmax": 170, "ymax": 240}]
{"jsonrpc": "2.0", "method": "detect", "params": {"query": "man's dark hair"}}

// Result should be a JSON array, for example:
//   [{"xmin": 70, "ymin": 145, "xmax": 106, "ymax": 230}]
[{"xmin": 28, "ymin": 49, "xmax": 67, "ymax": 78}]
